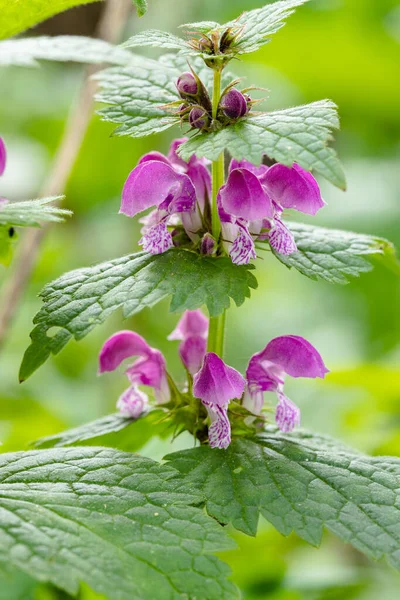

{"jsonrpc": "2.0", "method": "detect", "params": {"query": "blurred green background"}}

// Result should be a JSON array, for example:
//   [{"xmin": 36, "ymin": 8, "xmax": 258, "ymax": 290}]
[{"xmin": 0, "ymin": 0, "xmax": 399, "ymax": 598}]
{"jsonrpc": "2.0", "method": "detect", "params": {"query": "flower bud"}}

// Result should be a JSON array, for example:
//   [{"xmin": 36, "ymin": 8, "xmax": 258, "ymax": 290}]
[
  {"xmin": 219, "ymin": 27, "xmax": 241, "ymax": 53},
  {"xmin": 220, "ymin": 88, "xmax": 248, "ymax": 119},
  {"xmin": 197, "ymin": 36, "xmax": 214, "ymax": 54},
  {"xmin": 189, "ymin": 106, "xmax": 210, "ymax": 130},
  {"xmin": 200, "ymin": 233, "xmax": 216, "ymax": 255},
  {"xmin": 176, "ymin": 72, "xmax": 198, "ymax": 97}
]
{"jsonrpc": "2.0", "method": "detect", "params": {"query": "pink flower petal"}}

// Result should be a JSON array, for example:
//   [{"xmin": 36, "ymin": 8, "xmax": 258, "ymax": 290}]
[
  {"xmin": 99, "ymin": 330, "xmax": 152, "ymax": 373},
  {"xmin": 121, "ymin": 161, "xmax": 196, "ymax": 218},
  {"xmin": 258, "ymin": 335, "xmax": 329, "ymax": 379},
  {"xmin": 263, "ymin": 163, "xmax": 325, "ymax": 215},
  {"xmin": 219, "ymin": 168, "xmax": 274, "ymax": 221},
  {"xmin": 168, "ymin": 310, "xmax": 209, "ymax": 341},
  {"xmin": 193, "ymin": 352, "xmax": 246, "ymax": 407},
  {"xmin": 179, "ymin": 335, "xmax": 207, "ymax": 375}
]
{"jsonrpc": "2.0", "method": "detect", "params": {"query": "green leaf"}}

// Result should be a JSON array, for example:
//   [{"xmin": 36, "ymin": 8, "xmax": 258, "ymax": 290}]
[
  {"xmin": 0, "ymin": 447, "xmax": 238, "ymax": 599},
  {"xmin": 123, "ymin": 30, "xmax": 184, "ymax": 50},
  {"xmin": 0, "ymin": 197, "xmax": 71, "ymax": 227},
  {"xmin": 134, "ymin": 0, "xmax": 148, "ymax": 18},
  {"xmin": 20, "ymin": 249, "xmax": 257, "ymax": 381},
  {"xmin": 96, "ymin": 53, "xmax": 234, "ymax": 137},
  {"xmin": 0, "ymin": 36, "xmax": 133, "ymax": 67},
  {"xmin": 179, "ymin": 21, "xmax": 221, "ymax": 33},
  {"xmin": 129, "ymin": 1, "xmax": 308, "ymax": 56},
  {"xmin": 179, "ymin": 101, "xmax": 345, "ymax": 189},
  {"xmin": 165, "ymin": 431, "xmax": 400, "ymax": 569},
  {"xmin": 0, "ymin": 0, "xmax": 148, "ymax": 40},
  {"xmin": 227, "ymin": 0, "xmax": 309, "ymax": 54},
  {"xmin": 33, "ymin": 409, "xmax": 170, "ymax": 450},
  {"xmin": 272, "ymin": 221, "xmax": 400, "ymax": 284}
]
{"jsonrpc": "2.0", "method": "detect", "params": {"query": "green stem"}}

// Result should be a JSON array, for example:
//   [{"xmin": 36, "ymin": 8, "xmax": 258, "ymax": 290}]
[
  {"xmin": 211, "ymin": 69, "xmax": 223, "ymax": 243},
  {"xmin": 207, "ymin": 69, "xmax": 226, "ymax": 357},
  {"xmin": 207, "ymin": 311, "xmax": 226, "ymax": 356}
]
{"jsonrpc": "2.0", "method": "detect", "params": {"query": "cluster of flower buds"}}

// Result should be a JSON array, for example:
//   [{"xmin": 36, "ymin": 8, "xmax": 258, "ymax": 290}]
[
  {"xmin": 99, "ymin": 310, "xmax": 328, "ymax": 449},
  {"xmin": 174, "ymin": 69, "xmax": 255, "ymax": 132},
  {"xmin": 176, "ymin": 71, "xmax": 212, "ymax": 132},
  {"xmin": 187, "ymin": 25, "xmax": 244, "ymax": 69}
]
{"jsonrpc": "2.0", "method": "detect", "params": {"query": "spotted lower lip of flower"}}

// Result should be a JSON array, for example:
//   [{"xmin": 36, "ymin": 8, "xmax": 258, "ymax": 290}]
[
  {"xmin": 117, "ymin": 385, "xmax": 149, "ymax": 418},
  {"xmin": 229, "ymin": 222, "xmax": 257, "ymax": 265},
  {"xmin": 139, "ymin": 221, "xmax": 174, "ymax": 255},
  {"xmin": 245, "ymin": 335, "xmax": 328, "ymax": 432},
  {"xmin": 0, "ymin": 137, "xmax": 6, "ymax": 176},
  {"xmin": 275, "ymin": 390, "xmax": 301, "ymax": 433},
  {"xmin": 204, "ymin": 402, "xmax": 231, "ymax": 449},
  {"xmin": 267, "ymin": 218, "xmax": 297, "ymax": 255},
  {"xmin": 99, "ymin": 330, "xmax": 170, "ymax": 405}
]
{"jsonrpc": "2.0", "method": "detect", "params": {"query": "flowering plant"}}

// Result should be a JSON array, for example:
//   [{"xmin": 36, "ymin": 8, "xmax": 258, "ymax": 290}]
[{"xmin": 0, "ymin": 1, "xmax": 400, "ymax": 599}]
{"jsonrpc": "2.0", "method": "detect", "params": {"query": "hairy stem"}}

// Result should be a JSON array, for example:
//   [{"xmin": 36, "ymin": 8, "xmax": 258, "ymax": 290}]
[{"xmin": 0, "ymin": 0, "xmax": 131, "ymax": 350}]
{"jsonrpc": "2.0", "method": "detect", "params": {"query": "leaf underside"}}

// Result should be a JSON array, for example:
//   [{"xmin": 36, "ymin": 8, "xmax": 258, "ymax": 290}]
[
  {"xmin": 0, "ymin": 197, "xmax": 70, "ymax": 227},
  {"xmin": 273, "ymin": 221, "xmax": 399, "ymax": 284},
  {"xmin": 0, "ymin": 447, "xmax": 238, "ymax": 599},
  {"xmin": 19, "ymin": 249, "xmax": 257, "ymax": 381},
  {"xmin": 33, "ymin": 409, "xmax": 170, "ymax": 450},
  {"xmin": 165, "ymin": 431, "xmax": 400, "ymax": 570},
  {"xmin": 0, "ymin": 36, "xmax": 134, "ymax": 67}
]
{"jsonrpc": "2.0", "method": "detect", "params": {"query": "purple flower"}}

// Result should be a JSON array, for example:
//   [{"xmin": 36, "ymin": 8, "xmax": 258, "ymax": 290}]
[
  {"xmin": 193, "ymin": 352, "xmax": 246, "ymax": 449},
  {"xmin": 168, "ymin": 310, "xmax": 209, "ymax": 375},
  {"xmin": 219, "ymin": 159, "xmax": 325, "ymax": 264},
  {"xmin": 121, "ymin": 138, "xmax": 211, "ymax": 253},
  {"xmin": 245, "ymin": 335, "xmax": 329, "ymax": 432},
  {"xmin": 99, "ymin": 330, "xmax": 170, "ymax": 407}
]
